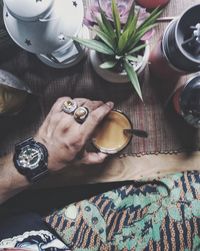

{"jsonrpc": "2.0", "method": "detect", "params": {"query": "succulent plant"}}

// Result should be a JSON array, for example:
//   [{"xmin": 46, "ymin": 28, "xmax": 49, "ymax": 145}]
[{"xmin": 73, "ymin": 0, "xmax": 161, "ymax": 100}]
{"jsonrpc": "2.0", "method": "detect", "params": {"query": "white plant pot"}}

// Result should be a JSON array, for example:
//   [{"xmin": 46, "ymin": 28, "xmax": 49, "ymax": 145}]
[{"xmin": 89, "ymin": 42, "xmax": 150, "ymax": 84}]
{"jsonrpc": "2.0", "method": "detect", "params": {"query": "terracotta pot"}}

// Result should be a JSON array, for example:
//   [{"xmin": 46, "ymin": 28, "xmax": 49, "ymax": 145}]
[
  {"xmin": 149, "ymin": 38, "xmax": 183, "ymax": 81},
  {"xmin": 89, "ymin": 42, "xmax": 150, "ymax": 84},
  {"xmin": 136, "ymin": 0, "xmax": 170, "ymax": 9}
]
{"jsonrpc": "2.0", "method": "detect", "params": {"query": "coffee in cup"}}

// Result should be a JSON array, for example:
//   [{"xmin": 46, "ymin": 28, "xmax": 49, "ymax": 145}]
[{"xmin": 92, "ymin": 110, "xmax": 132, "ymax": 154}]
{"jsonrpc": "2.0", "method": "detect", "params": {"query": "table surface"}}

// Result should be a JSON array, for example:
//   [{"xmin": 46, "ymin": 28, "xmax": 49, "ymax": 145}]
[{"xmin": 0, "ymin": 0, "xmax": 200, "ymax": 188}]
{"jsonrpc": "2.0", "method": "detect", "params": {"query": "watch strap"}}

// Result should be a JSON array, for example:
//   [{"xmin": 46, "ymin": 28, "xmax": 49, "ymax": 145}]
[
  {"xmin": 26, "ymin": 167, "xmax": 48, "ymax": 183},
  {"xmin": 15, "ymin": 137, "xmax": 34, "ymax": 151}
]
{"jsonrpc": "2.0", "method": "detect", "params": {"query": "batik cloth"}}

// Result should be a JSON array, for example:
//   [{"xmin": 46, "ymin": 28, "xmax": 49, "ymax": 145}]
[{"xmin": 45, "ymin": 171, "xmax": 200, "ymax": 251}]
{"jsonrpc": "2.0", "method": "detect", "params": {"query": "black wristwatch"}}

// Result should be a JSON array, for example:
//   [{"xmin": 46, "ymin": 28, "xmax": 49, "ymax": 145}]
[{"xmin": 13, "ymin": 137, "xmax": 48, "ymax": 183}]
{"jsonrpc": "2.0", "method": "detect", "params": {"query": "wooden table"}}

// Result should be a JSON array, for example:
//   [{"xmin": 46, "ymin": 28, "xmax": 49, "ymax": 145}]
[
  {"xmin": 1, "ymin": 0, "xmax": 200, "ymax": 189},
  {"xmin": 35, "ymin": 0, "xmax": 200, "ymax": 188}
]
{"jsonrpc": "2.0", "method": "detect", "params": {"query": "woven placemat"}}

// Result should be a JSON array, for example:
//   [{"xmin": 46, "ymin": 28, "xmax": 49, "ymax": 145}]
[{"xmin": 0, "ymin": 49, "xmax": 199, "ymax": 157}]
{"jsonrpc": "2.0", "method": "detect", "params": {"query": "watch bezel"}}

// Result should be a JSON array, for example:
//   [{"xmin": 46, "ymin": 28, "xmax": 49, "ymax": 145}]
[{"xmin": 13, "ymin": 137, "xmax": 48, "ymax": 182}]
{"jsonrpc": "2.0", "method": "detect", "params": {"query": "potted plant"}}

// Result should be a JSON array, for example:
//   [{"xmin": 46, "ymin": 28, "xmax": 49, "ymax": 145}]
[{"xmin": 73, "ymin": 0, "xmax": 161, "ymax": 100}]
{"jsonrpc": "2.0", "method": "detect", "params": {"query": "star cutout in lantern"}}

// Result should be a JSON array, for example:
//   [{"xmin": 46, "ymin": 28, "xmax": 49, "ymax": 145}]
[
  {"xmin": 25, "ymin": 39, "xmax": 32, "ymax": 46},
  {"xmin": 72, "ymin": 1, "xmax": 77, "ymax": 7},
  {"xmin": 58, "ymin": 33, "xmax": 66, "ymax": 41}
]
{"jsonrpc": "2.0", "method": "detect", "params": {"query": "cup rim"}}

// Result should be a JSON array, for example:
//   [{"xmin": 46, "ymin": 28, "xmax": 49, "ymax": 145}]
[{"xmin": 92, "ymin": 109, "xmax": 133, "ymax": 154}]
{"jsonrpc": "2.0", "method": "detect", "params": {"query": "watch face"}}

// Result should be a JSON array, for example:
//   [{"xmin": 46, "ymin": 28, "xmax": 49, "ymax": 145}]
[{"xmin": 17, "ymin": 145, "xmax": 43, "ymax": 170}]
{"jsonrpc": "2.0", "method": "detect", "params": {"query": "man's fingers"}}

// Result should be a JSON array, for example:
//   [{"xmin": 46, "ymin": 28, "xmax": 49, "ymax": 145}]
[
  {"xmin": 83, "ymin": 100, "xmax": 104, "ymax": 112},
  {"xmin": 44, "ymin": 97, "xmax": 71, "ymax": 129},
  {"xmin": 73, "ymin": 98, "xmax": 90, "ymax": 107},
  {"xmin": 44, "ymin": 97, "xmax": 89, "ymax": 132},
  {"xmin": 81, "ymin": 101, "xmax": 114, "ymax": 139},
  {"xmin": 51, "ymin": 97, "xmax": 71, "ymax": 113},
  {"xmin": 76, "ymin": 151, "xmax": 108, "ymax": 165},
  {"xmin": 52, "ymin": 97, "xmax": 88, "ymax": 114}
]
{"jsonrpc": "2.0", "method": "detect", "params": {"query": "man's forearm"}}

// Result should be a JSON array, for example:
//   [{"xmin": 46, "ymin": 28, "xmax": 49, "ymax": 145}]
[{"xmin": 0, "ymin": 154, "xmax": 29, "ymax": 204}]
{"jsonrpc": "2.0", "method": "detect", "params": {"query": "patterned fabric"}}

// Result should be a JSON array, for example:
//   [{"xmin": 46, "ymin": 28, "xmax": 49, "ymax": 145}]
[
  {"xmin": 0, "ymin": 213, "xmax": 70, "ymax": 250},
  {"xmin": 45, "ymin": 171, "xmax": 200, "ymax": 251}
]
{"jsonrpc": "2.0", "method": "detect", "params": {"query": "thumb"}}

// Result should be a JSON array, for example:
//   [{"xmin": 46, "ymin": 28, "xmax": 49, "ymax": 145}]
[{"xmin": 76, "ymin": 151, "xmax": 108, "ymax": 165}]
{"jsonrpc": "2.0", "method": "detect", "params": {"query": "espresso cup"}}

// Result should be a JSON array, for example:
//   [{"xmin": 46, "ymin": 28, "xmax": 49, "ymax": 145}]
[{"xmin": 92, "ymin": 110, "xmax": 133, "ymax": 154}]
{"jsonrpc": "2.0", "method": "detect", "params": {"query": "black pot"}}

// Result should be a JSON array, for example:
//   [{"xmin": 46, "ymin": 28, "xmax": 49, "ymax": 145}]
[
  {"xmin": 180, "ymin": 75, "xmax": 200, "ymax": 128},
  {"xmin": 162, "ymin": 4, "xmax": 200, "ymax": 73}
]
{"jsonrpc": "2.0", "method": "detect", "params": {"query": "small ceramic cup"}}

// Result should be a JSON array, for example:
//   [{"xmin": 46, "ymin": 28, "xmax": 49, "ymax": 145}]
[{"xmin": 92, "ymin": 110, "xmax": 133, "ymax": 154}]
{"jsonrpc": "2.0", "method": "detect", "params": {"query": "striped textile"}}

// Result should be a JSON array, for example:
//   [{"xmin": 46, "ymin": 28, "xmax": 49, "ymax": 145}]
[{"xmin": 45, "ymin": 171, "xmax": 200, "ymax": 250}]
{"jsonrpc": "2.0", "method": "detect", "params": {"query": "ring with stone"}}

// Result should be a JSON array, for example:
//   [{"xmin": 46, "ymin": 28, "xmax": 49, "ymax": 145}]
[
  {"xmin": 62, "ymin": 100, "xmax": 77, "ymax": 114},
  {"xmin": 74, "ymin": 106, "xmax": 89, "ymax": 124}
]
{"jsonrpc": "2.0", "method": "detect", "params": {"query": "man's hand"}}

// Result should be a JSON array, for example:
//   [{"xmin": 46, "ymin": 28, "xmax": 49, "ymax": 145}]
[
  {"xmin": 35, "ymin": 97, "xmax": 114, "ymax": 172},
  {"xmin": 0, "ymin": 97, "xmax": 113, "ymax": 204}
]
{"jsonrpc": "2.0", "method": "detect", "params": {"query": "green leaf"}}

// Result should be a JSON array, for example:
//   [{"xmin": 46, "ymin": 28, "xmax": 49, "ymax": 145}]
[
  {"xmin": 125, "ymin": 54, "xmax": 141, "ymax": 62},
  {"xmin": 99, "ymin": 10, "xmax": 116, "ymax": 39},
  {"xmin": 123, "ymin": 60, "xmax": 143, "ymax": 101},
  {"xmin": 111, "ymin": 0, "xmax": 121, "ymax": 39},
  {"xmin": 125, "ymin": 8, "xmax": 161, "ymax": 51},
  {"xmin": 135, "ymin": 24, "xmax": 156, "ymax": 41},
  {"xmin": 123, "ymin": 1, "xmax": 135, "ymax": 32},
  {"xmin": 118, "ymin": 29, "xmax": 130, "ymax": 53},
  {"xmin": 123, "ymin": 8, "xmax": 139, "ymax": 48},
  {"xmin": 100, "ymin": 60, "xmax": 117, "ymax": 69},
  {"xmin": 128, "ymin": 24, "xmax": 156, "ymax": 51},
  {"xmin": 72, "ymin": 37, "xmax": 114, "ymax": 55},
  {"xmin": 96, "ymin": 18, "xmax": 110, "ymax": 36},
  {"xmin": 93, "ymin": 28, "xmax": 115, "ymax": 49},
  {"xmin": 128, "ymin": 43, "xmax": 146, "ymax": 55},
  {"xmin": 137, "ymin": 8, "xmax": 162, "ymax": 33}
]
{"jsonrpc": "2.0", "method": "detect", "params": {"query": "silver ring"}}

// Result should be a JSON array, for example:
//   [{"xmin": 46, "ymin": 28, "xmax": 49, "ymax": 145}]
[
  {"xmin": 62, "ymin": 100, "xmax": 77, "ymax": 114},
  {"xmin": 74, "ymin": 106, "xmax": 89, "ymax": 124}
]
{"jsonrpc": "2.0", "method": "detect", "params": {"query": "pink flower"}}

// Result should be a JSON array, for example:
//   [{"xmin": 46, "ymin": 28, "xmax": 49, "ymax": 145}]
[
  {"xmin": 84, "ymin": 0, "xmax": 135, "ymax": 26},
  {"xmin": 83, "ymin": 1, "xmax": 100, "ymax": 27},
  {"xmin": 135, "ymin": 5, "xmax": 155, "ymax": 41},
  {"xmin": 99, "ymin": 0, "xmax": 134, "ymax": 24},
  {"xmin": 83, "ymin": 0, "xmax": 154, "ymax": 40}
]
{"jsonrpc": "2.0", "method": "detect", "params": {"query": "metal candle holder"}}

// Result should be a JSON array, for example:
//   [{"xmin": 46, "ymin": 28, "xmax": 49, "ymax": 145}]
[{"xmin": 3, "ymin": 0, "xmax": 89, "ymax": 68}]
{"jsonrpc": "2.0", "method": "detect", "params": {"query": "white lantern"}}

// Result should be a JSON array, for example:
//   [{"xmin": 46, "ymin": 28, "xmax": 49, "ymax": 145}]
[{"xmin": 3, "ymin": 0, "xmax": 89, "ymax": 68}]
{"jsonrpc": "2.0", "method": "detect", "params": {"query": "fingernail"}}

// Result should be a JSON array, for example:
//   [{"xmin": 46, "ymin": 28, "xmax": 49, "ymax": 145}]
[{"xmin": 106, "ymin": 101, "xmax": 114, "ymax": 108}]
